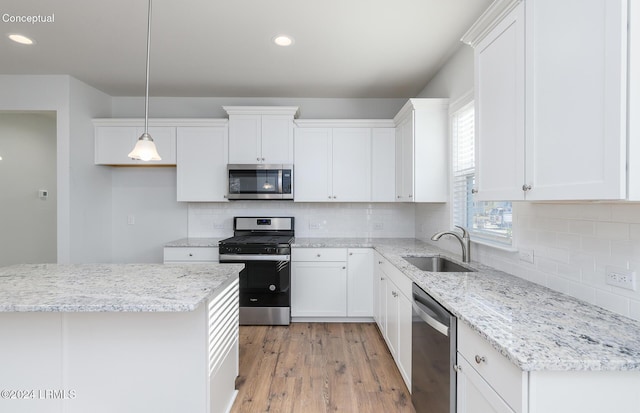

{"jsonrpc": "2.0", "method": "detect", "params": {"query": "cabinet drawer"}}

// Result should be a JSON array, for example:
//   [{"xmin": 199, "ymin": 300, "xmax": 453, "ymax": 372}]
[
  {"xmin": 292, "ymin": 248, "xmax": 347, "ymax": 262},
  {"xmin": 163, "ymin": 247, "xmax": 219, "ymax": 263},
  {"xmin": 458, "ymin": 322, "xmax": 526, "ymax": 413}
]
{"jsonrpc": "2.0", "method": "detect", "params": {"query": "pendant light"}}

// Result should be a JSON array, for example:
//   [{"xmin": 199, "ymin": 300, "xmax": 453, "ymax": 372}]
[{"xmin": 128, "ymin": 0, "xmax": 161, "ymax": 161}]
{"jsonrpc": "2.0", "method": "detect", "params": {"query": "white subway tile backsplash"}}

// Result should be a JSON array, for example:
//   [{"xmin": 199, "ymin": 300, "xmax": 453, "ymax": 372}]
[
  {"xmin": 595, "ymin": 222, "xmax": 629, "ymax": 240},
  {"xmin": 188, "ymin": 202, "xmax": 416, "ymax": 239},
  {"xmin": 580, "ymin": 237, "xmax": 611, "ymax": 255},
  {"xmin": 568, "ymin": 220, "xmax": 596, "ymax": 236},
  {"xmin": 417, "ymin": 202, "xmax": 640, "ymax": 322},
  {"xmin": 595, "ymin": 290, "xmax": 629, "ymax": 316}
]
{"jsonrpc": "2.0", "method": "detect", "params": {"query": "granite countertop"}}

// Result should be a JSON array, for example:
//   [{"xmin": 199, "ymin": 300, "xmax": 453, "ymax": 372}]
[
  {"xmin": 164, "ymin": 237, "xmax": 224, "ymax": 247},
  {"xmin": 293, "ymin": 237, "xmax": 640, "ymax": 372},
  {"xmin": 0, "ymin": 263, "xmax": 242, "ymax": 312}
]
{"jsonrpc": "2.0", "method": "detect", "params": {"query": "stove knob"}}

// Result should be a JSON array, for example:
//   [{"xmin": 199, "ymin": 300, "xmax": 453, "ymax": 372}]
[
  {"xmin": 269, "ymin": 284, "xmax": 276, "ymax": 291},
  {"xmin": 266, "ymin": 247, "xmax": 275, "ymax": 253}
]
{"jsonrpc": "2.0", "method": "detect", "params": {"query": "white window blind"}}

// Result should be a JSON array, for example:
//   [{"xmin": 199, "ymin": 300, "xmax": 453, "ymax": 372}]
[{"xmin": 451, "ymin": 101, "xmax": 512, "ymax": 246}]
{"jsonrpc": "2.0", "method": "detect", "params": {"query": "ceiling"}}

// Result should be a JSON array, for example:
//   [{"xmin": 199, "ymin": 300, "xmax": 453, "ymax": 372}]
[{"xmin": 0, "ymin": 0, "xmax": 491, "ymax": 98}]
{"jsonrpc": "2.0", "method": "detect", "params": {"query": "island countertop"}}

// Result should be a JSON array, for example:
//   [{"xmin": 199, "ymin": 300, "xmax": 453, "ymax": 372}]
[{"xmin": 0, "ymin": 263, "xmax": 242, "ymax": 312}]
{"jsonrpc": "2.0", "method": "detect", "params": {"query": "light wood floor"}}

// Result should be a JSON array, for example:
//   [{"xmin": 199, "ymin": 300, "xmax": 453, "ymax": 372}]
[{"xmin": 230, "ymin": 322, "xmax": 415, "ymax": 413}]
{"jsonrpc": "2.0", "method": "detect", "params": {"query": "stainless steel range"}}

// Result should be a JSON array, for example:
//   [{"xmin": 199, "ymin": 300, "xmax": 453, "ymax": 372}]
[{"xmin": 218, "ymin": 217, "xmax": 294, "ymax": 325}]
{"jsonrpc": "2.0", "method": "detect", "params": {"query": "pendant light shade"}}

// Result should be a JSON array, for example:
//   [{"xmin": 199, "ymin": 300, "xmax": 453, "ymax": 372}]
[
  {"xmin": 128, "ymin": 0, "xmax": 161, "ymax": 161},
  {"xmin": 128, "ymin": 133, "xmax": 161, "ymax": 161}
]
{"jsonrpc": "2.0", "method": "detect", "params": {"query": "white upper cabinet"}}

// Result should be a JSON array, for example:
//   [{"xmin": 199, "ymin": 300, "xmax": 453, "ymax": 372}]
[
  {"xmin": 224, "ymin": 106, "xmax": 298, "ymax": 164},
  {"xmin": 294, "ymin": 120, "xmax": 395, "ymax": 203},
  {"xmin": 176, "ymin": 124, "xmax": 229, "ymax": 202},
  {"xmin": 630, "ymin": 0, "xmax": 640, "ymax": 200},
  {"xmin": 464, "ymin": 0, "xmax": 628, "ymax": 201},
  {"xmin": 393, "ymin": 99, "xmax": 449, "ymax": 203},
  {"xmin": 372, "ymin": 128, "xmax": 396, "ymax": 202},
  {"xmin": 94, "ymin": 120, "xmax": 177, "ymax": 165},
  {"xmin": 473, "ymin": 3, "xmax": 525, "ymax": 201}
]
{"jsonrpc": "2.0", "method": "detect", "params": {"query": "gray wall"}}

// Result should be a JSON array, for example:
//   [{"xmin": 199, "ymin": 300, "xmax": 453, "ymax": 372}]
[{"xmin": 0, "ymin": 112, "xmax": 57, "ymax": 266}]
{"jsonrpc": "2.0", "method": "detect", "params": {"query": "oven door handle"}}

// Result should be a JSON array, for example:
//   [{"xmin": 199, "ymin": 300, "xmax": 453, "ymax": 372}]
[
  {"xmin": 412, "ymin": 300, "xmax": 450, "ymax": 337},
  {"xmin": 219, "ymin": 254, "xmax": 290, "ymax": 262}
]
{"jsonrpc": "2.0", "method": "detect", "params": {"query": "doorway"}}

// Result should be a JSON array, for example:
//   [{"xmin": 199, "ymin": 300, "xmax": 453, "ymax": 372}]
[{"xmin": 0, "ymin": 111, "xmax": 57, "ymax": 266}]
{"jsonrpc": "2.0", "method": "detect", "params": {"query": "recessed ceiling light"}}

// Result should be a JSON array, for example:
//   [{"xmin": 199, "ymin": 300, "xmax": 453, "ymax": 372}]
[
  {"xmin": 8, "ymin": 34, "xmax": 34, "ymax": 45},
  {"xmin": 273, "ymin": 35, "xmax": 294, "ymax": 47}
]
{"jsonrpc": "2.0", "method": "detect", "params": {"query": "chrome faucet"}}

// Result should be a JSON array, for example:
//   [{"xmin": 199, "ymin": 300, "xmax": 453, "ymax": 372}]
[{"xmin": 431, "ymin": 225, "xmax": 471, "ymax": 263}]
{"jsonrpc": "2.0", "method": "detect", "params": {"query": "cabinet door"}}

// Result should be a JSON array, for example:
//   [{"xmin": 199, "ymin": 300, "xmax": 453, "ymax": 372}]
[
  {"xmin": 371, "ymin": 128, "xmax": 396, "ymax": 202},
  {"xmin": 95, "ymin": 126, "xmax": 137, "ymax": 165},
  {"xmin": 291, "ymin": 261, "xmax": 347, "ymax": 317},
  {"xmin": 176, "ymin": 126, "xmax": 229, "ymax": 202},
  {"xmin": 332, "ymin": 128, "xmax": 371, "ymax": 202},
  {"xmin": 373, "ymin": 255, "xmax": 384, "ymax": 330},
  {"xmin": 385, "ymin": 279, "xmax": 399, "ymax": 358},
  {"xmin": 457, "ymin": 355, "xmax": 515, "ymax": 413},
  {"xmin": 395, "ymin": 116, "xmax": 413, "ymax": 201},
  {"xmin": 397, "ymin": 291, "xmax": 412, "ymax": 388},
  {"xmin": 524, "ymin": 0, "xmax": 627, "ymax": 200},
  {"xmin": 293, "ymin": 128, "xmax": 332, "ymax": 202},
  {"xmin": 261, "ymin": 115, "xmax": 293, "ymax": 164},
  {"xmin": 346, "ymin": 249, "xmax": 373, "ymax": 317},
  {"xmin": 475, "ymin": 3, "xmax": 525, "ymax": 201},
  {"xmin": 228, "ymin": 115, "xmax": 261, "ymax": 163}
]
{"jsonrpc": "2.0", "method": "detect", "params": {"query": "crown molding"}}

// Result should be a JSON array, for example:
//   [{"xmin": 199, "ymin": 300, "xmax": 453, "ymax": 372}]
[
  {"xmin": 222, "ymin": 106, "xmax": 299, "ymax": 117},
  {"xmin": 92, "ymin": 118, "xmax": 228, "ymax": 127},
  {"xmin": 294, "ymin": 119, "xmax": 395, "ymax": 128},
  {"xmin": 461, "ymin": 0, "xmax": 522, "ymax": 48}
]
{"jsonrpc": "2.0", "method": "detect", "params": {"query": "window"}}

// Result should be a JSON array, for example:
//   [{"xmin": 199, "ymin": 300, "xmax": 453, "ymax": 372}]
[{"xmin": 451, "ymin": 99, "xmax": 512, "ymax": 246}]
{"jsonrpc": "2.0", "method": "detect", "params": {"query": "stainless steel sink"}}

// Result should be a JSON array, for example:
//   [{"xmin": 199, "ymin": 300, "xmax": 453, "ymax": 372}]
[{"xmin": 403, "ymin": 256, "xmax": 476, "ymax": 272}]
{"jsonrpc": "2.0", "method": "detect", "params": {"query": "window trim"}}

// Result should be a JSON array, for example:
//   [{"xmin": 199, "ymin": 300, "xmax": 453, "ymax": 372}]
[{"xmin": 449, "ymin": 90, "xmax": 514, "ymax": 249}]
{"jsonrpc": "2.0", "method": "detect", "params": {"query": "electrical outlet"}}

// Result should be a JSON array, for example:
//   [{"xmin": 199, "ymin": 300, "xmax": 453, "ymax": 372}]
[
  {"xmin": 605, "ymin": 267, "xmax": 637, "ymax": 291},
  {"xmin": 213, "ymin": 222, "xmax": 224, "ymax": 229},
  {"xmin": 127, "ymin": 215, "xmax": 135, "ymax": 225},
  {"xmin": 309, "ymin": 222, "xmax": 321, "ymax": 230},
  {"xmin": 518, "ymin": 248, "xmax": 534, "ymax": 264},
  {"xmin": 373, "ymin": 222, "xmax": 384, "ymax": 230}
]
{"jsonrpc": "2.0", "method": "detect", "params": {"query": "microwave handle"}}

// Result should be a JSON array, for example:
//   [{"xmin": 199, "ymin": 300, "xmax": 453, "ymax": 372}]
[{"xmin": 278, "ymin": 169, "xmax": 283, "ymax": 193}]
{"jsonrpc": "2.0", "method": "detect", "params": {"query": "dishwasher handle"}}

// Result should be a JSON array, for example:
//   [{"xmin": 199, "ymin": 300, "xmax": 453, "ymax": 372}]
[{"xmin": 412, "ymin": 299, "xmax": 450, "ymax": 337}]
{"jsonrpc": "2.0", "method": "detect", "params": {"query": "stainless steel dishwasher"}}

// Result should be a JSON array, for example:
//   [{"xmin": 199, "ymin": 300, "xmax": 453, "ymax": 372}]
[{"xmin": 411, "ymin": 283, "xmax": 457, "ymax": 413}]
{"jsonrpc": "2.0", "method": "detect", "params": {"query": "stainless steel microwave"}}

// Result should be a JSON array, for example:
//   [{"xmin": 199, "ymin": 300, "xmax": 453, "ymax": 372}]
[{"xmin": 227, "ymin": 164, "xmax": 293, "ymax": 200}]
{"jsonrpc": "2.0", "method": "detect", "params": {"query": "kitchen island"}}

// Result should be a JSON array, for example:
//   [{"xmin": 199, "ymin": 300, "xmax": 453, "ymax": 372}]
[{"xmin": 0, "ymin": 263, "xmax": 243, "ymax": 413}]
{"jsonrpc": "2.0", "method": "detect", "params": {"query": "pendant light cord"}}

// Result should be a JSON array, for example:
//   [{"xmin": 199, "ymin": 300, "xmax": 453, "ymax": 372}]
[{"xmin": 144, "ymin": 0, "xmax": 152, "ymax": 135}]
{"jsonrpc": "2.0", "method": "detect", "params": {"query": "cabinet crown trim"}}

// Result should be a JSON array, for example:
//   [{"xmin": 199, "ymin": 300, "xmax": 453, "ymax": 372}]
[
  {"xmin": 461, "ymin": 0, "xmax": 522, "ymax": 47},
  {"xmin": 294, "ymin": 119, "xmax": 395, "ymax": 128},
  {"xmin": 92, "ymin": 118, "xmax": 228, "ymax": 127},
  {"xmin": 222, "ymin": 106, "xmax": 299, "ymax": 117},
  {"xmin": 393, "ymin": 98, "xmax": 449, "ymax": 125}
]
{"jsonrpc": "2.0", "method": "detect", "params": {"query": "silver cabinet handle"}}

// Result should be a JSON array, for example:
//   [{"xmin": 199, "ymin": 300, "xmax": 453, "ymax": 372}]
[
  {"xmin": 188, "ymin": 253, "xmax": 193, "ymax": 257},
  {"xmin": 392, "ymin": 291, "xmax": 398, "ymax": 298},
  {"xmin": 522, "ymin": 184, "xmax": 532, "ymax": 192},
  {"xmin": 257, "ymin": 157, "xmax": 260, "ymax": 161},
  {"xmin": 316, "ymin": 254, "xmax": 321, "ymax": 257},
  {"xmin": 397, "ymin": 195, "xmax": 401, "ymax": 199},
  {"xmin": 454, "ymin": 364, "xmax": 462, "ymax": 372},
  {"xmin": 409, "ymin": 194, "xmax": 413, "ymax": 198},
  {"xmin": 333, "ymin": 196, "xmax": 337, "ymax": 199},
  {"xmin": 328, "ymin": 195, "xmax": 331, "ymax": 199},
  {"xmin": 342, "ymin": 266, "xmax": 346, "ymax": 270},
  {"xmin": 261, "ymin": 158, "xmax": 265, "ymax": 161},
  {"xmin": 471, "ymin": 188, "xmax": 478, "ymax": 194},
  {"xmin": 475, "ymin": 355, "xmax": 486, "ymax": 364},
  {"xmin": 349, "ymin": 252, "xmax": 353, "ymax": 256}
]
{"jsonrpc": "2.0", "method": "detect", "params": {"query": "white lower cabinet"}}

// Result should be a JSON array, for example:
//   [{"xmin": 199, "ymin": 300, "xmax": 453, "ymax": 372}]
[
  {"xmin": 457, "ymin": 355, "xmax": 515, "ymax": 413},
  {"xmin": 347, "ymin": 249, "xmax": 373, "ymax": 317},
  {"xmin": 374, "ymin": 251, "xmax": 412, "ymax": 389},
  {"xmin": 291, "ymin": 248, "xmax": 374, "ymax": 320},
  {"xmin": 291, "ymin": 248, "xmax": 348, "ymax": 318},
  {"xmin": 457, "ymin": 321, "xmax": 640, "ymax": 413}
]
